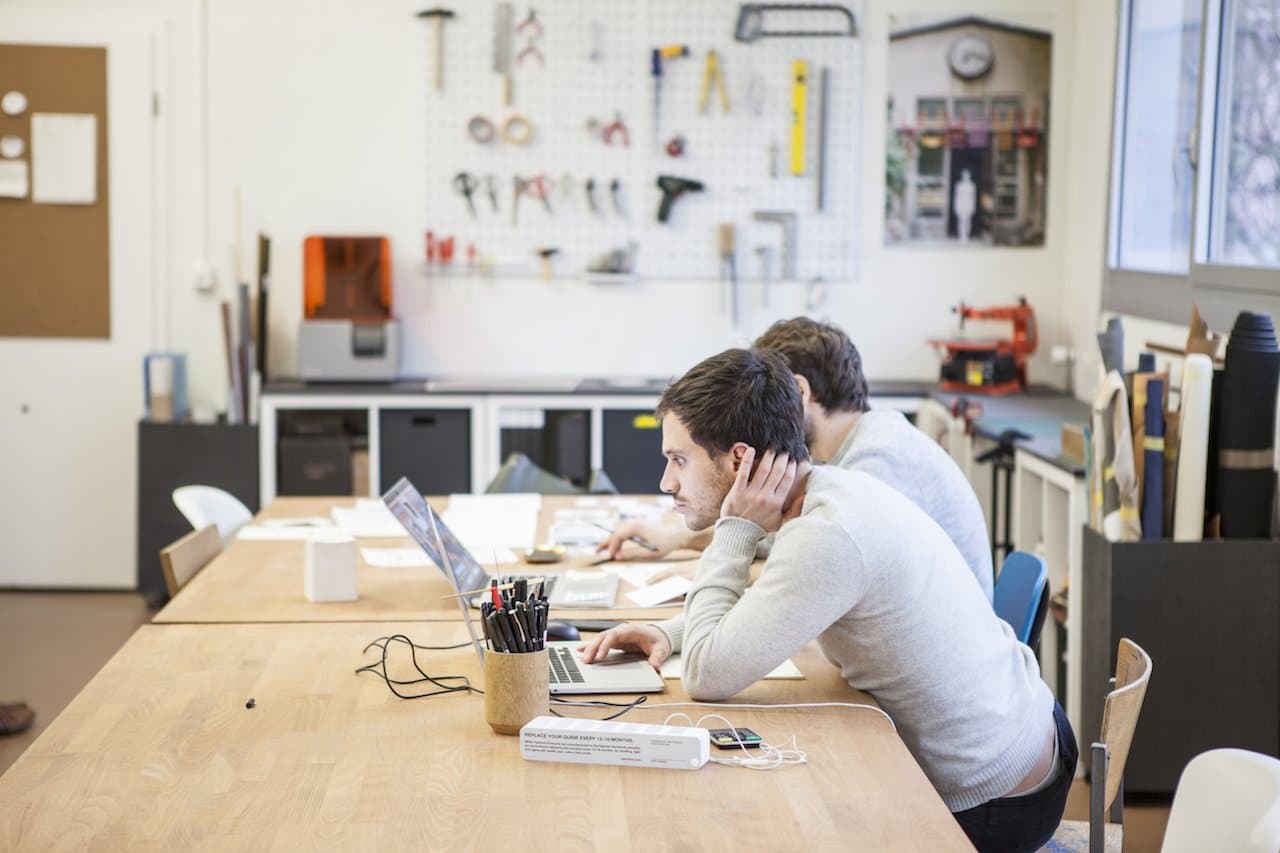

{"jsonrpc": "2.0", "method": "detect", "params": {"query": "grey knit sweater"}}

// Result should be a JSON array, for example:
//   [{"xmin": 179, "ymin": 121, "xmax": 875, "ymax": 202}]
[
  {"xmin": 830, "ymin": 410, "xmax": 993, "ymax": 602},
  {"xmin": 656, "ymin": 467, "xmax": 1053, "ymax": 812}
]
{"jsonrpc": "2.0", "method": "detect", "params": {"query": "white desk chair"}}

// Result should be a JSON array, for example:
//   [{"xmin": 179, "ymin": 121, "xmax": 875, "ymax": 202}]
[
  {"xmin": 1161, "ymin": 749, "xmax": 1280, "ymax": 853},
  {"xmin": 172, "ymin": 485, "xmax": 252, "ymax": 544}
]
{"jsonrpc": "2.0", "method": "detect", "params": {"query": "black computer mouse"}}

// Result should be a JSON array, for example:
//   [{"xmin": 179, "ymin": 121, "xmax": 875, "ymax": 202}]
[{"xmin": 544, "ymin": 620, "xmax": 580, "ymax": 642}]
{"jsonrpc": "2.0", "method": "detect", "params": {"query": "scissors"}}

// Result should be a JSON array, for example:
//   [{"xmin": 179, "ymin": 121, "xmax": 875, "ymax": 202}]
[{"xmin": 453, "ymin": 172, "xmax": 479, "ymax": 219}]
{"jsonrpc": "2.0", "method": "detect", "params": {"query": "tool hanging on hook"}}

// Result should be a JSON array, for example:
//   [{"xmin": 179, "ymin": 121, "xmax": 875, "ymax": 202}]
[
  {"xmin": 699, "ymin": 50, "xmax": 730, "ymax": 115},
  {"xmin": 650, "ymin": 44, "xmax": 689, "ymax": 152},
  {"xmin": 416, "ymin": 7, "xmax": 456, "ymax": 92}
]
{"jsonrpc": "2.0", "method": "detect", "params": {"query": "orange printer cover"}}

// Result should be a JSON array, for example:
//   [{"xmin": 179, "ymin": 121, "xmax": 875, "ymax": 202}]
[{"xmin": 303, "ymin": 236, "xmax": 392, "ymax": 321}]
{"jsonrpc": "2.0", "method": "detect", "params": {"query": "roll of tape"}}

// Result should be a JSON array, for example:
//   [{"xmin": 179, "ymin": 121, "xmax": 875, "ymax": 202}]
[
  {"xmin": 501, "ymin": 113, "xmax": 533, "ymax": 145},
  {"xmin": 467, "ymin": 115, "xmax": 496, "ymax": 143}
]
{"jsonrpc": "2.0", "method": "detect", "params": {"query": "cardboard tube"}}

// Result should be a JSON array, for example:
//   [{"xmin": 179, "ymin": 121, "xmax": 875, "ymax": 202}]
[{"xmin": 1173, "ymin": 354, "xmax": 1213, "ymax": 541}]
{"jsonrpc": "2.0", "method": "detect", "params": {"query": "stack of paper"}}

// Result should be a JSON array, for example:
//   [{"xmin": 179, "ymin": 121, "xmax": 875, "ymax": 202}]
[{"xmin": 331, "ymin": 505, "xmax": 407, "ymax": 539}]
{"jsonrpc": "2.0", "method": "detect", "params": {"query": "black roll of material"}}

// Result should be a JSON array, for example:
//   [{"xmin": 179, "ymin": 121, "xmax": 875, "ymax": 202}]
[{"xmin": 1216, "ymin": 311, "xmax": 1280, "ymax": 538}]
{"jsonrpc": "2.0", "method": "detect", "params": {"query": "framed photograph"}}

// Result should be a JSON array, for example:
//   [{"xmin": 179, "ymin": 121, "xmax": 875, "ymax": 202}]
[{"xmin": 884, "ymin": 15, "xmax": 1052, "ymax": 248}]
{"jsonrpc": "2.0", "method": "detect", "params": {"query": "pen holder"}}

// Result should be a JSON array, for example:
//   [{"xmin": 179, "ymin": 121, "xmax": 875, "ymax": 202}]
[{"xmin": 483, "ymin": 648, "xmax": 548, "ymax": 735}]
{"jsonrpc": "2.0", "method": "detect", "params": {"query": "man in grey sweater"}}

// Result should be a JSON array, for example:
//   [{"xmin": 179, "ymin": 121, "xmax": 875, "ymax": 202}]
[
  {"xmin": 581, "ymin": 348, "xmax": 1075, "ymax": 853},
  {"xmin": 598, "ymin": 317, "xmax": 994, "ymax": 602}
]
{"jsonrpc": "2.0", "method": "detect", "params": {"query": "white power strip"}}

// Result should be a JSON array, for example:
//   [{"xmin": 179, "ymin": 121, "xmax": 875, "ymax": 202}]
[{"xmin": 519, "ymin": 715, "xmax": 709, "ymax": 770}]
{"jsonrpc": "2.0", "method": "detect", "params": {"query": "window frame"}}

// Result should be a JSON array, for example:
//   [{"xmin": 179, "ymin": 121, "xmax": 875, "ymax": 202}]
[{"xmin": 1103, "ymin": 0, "xmax": 1280, "ymax": 325}]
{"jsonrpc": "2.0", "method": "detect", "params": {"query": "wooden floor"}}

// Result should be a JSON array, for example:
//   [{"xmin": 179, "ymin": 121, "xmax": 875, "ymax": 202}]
[
  {"xmin": 0, "ymin": 591, "xmax": 152, "ymax": 775},
  {"xmin": 0, "ymin": 590, "xmax": 1171, "ymax": 849}
]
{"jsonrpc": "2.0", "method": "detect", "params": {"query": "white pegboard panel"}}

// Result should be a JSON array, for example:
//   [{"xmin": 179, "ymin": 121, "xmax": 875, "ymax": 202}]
[{"xmin": 422, "ymin": 0, "xmax": 862, "ymax": 283}]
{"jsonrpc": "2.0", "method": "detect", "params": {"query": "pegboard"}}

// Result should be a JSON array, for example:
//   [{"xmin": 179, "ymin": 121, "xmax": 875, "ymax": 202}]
[{"xmin": 422, "ymin": 0, "xmax": 863, "ymax": 283}]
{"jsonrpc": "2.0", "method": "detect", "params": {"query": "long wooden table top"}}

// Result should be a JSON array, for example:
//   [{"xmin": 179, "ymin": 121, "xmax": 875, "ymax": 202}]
[
  {"xmin": 0, "ymin": 622, "xmax": 972, "ymax": 851},
  {"xmin": 155, "ymin": 496, "xmax": 698, "ymax": 624}
]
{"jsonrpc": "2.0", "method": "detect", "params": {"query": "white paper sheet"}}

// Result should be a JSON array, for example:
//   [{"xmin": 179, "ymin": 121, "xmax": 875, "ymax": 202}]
[
  {"xmin": 261, "ymin": 516, "xmax": 333, "ymax": 529},
  {"xmin": 660, "ymin": 654, "xmax": 803, "ymax": 680},
  {"xmin": 330, "ymin": 506, "xmax": 407, "ymax": 538},
  {"xmin": 600, "ymin": 560, "xmax": 696, "ymax": 587},
  {"xmin": 31, "ymin": 113, "xmax": 96, "ymax": 204},
  {"xmin": 441, "ymin": 493, "xmax": 541, "ymax": 549},
  {"xmin": 624, "ymin": 575, "xmax": 691, "ymax": 608},
  {"xmin": 360, "ymin": 547, "xmax": 431, "ymax": 567},
  {"xmin": 236, "ymin": 525, "xmax": 316, "ymax": 541},
  {"xmin": 0, "ymin": 159, "xmax": 28, "ymax": 198}
]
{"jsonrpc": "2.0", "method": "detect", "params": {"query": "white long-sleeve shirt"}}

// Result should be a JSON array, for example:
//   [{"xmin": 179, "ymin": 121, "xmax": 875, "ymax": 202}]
[{"xmin": 656, "ymin": 467, "xmax": 1052, "ymax": 812}]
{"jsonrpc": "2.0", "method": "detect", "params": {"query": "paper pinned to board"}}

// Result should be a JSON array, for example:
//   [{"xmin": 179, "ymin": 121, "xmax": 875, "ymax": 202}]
[
  {"xmin": 0, "ymin": 159, "xmax": 29, "ymax": 198},
  {"xmin": 660, "ymin": 654, "xmax": 804, "ymax": 680},
  {"xmin": 31, "ymin": 113, "xmax": 96, "ymax": 204}
]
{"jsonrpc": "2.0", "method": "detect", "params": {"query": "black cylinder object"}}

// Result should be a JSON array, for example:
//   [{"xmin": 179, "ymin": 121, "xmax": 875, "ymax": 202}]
[{"xmin": 1216, "ymin": 311, "xmax": 1280, "ymax": 539}]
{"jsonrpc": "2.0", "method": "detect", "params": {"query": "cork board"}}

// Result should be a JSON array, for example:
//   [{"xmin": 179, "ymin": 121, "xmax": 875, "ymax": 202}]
[{"xmin": 0, "ymin": 43, "xmax": 110, "ymax": 338}]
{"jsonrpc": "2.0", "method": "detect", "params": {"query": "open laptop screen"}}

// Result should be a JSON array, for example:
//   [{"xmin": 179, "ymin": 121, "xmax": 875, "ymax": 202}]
[{"xmin": 383, "ymin": 477, "xmax": 490, "ymax": 592}]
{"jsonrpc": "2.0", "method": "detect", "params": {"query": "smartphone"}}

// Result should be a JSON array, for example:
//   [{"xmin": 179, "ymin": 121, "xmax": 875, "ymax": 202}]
[{"xmin": 708, "ymin": 727, "xmax": 763, "ymax": 749}]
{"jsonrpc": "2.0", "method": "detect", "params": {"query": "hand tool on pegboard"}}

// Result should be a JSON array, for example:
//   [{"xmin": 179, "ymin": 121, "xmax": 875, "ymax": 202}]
[
  {"xmin": 655, "ymin": 175, "xmax": 704, "ymax": 223},
  {"xmin": 733, "ymin": 4, "xmax": 858, "ymax": 43},
  {"xmin": 416, "ymin": 7, "xmax": 456, "ymax": 92},
  {"xmin": 493, "ymin": 3, "xmax": 514, "ymax": 105},
  {"xmin": 650, "ymin": 44, "xmax": 689, "ymax": 152},
  {"xmin": 718, "ymin": 224, "xmax": 739, "ymax": 326},
  {"xmin": 699, "ymin": 50, "xmax": 730, "ymax": 115},
  {"xmin": 790, "ymin": 59, "xmax": 807, "ymax": 175},
  {"xmin": 752, "ymin": 210, "xmax": 796, "ymax": 280}
]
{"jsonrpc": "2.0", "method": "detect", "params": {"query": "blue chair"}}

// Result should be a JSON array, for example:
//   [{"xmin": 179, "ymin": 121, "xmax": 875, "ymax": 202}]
[{"xmin": 993, "ymin": 551, "xmax": 1049, "ymax": 647}]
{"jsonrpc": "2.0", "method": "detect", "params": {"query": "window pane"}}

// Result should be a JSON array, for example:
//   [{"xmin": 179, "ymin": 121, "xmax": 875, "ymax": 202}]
[
  {"xmin": 1211, "ymin": 0, "xmax": 1280, "ymax": 267},
  {"xmin": 1114, "ymin": 0, "xmax": 1202, "ymax": 273}
]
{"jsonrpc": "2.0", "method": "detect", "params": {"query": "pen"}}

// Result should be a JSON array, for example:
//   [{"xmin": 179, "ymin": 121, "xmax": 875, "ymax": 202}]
[{"xmin": 593, "ymin": 522, "xmax": 659, "ymax": 552}]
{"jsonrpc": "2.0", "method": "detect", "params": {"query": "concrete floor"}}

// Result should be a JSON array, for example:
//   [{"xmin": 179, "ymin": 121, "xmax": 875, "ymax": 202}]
[{"xmin": 0, "ymin": 590, "xmax": 1170, "ymax": 849}]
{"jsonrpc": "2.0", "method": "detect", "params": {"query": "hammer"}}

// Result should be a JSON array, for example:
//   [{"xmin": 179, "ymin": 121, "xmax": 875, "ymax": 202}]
[
  {"xmin": 417, "ymin": 7, "xmax": 455, "ymax": 92},
  {"xmin": 535, "ymin": 247, "xmax": 560, "ymax": 283}
]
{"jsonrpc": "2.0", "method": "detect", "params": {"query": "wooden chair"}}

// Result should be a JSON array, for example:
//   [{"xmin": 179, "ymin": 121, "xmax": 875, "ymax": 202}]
[
  {"xmin": 159, "ymin": 524, "xmax": 222, "ymax": 598},
  {"xmin": 1043, "ymin": 638, "xmax": 1153, "ymax": 853}
]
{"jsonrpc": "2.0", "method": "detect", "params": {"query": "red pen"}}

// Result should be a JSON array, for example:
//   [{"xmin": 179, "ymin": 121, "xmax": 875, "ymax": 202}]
[{"xmin": 490, "ymin": 578, "xmax": 502, "ymax": 609}]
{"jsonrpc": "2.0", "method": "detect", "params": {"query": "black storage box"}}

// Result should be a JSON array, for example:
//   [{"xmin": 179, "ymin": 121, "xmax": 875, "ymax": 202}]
[
  {"xmin": 1081, "ymin": 526, "xmax": 1280, "ymax": 793},
  {"xmin": 279, "ymin": 436, "xmax": 352, "ymax": 496}
]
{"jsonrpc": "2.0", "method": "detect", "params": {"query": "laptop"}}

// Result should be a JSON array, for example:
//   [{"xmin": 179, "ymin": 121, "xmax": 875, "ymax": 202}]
[
  {"xmin": 382, "ymin": 477, "xmax": 662, "ymax": 695},
  {"xmin": 382, "ymin": 477, "xmax": 618, "ymax": 609}
]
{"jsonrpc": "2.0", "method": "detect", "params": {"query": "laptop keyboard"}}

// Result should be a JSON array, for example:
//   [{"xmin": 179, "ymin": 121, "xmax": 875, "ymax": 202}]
[{"xmin": 548, "ymin": 646, "xmax": 585, "ymax": 685}]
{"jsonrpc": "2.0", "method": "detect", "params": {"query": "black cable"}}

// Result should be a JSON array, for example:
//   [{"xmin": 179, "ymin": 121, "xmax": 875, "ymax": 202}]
[
  {"xmin": 550, "ymin": 694, "xmax": 649, "ymax": 721},
  {"xmin": 356, "ymin": 634, "xmax": 483, "ymax": 699}
]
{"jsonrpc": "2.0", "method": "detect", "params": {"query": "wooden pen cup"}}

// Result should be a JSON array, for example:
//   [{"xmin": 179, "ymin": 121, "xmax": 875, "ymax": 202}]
[{"xmin": 483, "ymin": 648, "xmax": 549, "ymax": 735}]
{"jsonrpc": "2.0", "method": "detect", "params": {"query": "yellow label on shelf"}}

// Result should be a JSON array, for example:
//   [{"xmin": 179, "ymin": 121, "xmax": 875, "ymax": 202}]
[{"xmin": 790, "ymin": 60, "xmax": 807, "ymax": 175}]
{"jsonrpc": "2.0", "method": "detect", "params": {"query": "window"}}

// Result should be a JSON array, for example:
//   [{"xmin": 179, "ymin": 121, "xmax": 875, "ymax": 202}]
[
  {"xmin": 1105, "ymin": 0, "xmax": 1280, "ymax": 323},
  {"xmin": 1208, "ymin": 0, "xmax": 1280, "ymax": 267}
]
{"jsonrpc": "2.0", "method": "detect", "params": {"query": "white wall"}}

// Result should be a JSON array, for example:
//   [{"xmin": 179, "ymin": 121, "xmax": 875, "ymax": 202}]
[{"xmin": 4, "ymin": 0, "xmax": 1123, "ymax": 411}]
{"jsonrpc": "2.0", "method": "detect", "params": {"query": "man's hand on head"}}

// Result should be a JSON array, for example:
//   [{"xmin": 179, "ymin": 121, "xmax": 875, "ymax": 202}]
[{"xmin": 719, "ymin": 447, "xmax": 797, "ymax": 533}]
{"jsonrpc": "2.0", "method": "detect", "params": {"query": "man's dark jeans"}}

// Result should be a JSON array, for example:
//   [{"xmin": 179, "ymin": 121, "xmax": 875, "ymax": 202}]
[{"xmin": 954, "ymin": 701, "xmax": 1079, "ymax": 853}]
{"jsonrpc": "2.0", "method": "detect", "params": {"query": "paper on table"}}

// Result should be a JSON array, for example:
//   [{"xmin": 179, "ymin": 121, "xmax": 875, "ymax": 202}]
[
  {"xmin": 261, "ymin": 516, "xmax": 333, "ymax": 529},
  {"xmin": 360, "ymin": 547, "xmax": 430, "ymax": 567},
  {"xmin": 237, "ymin": 525, "xmax": 316, "ymax": 541},
  {"xmin": 31, "ymin": 113, "xmax": 96, "ymax": 204},
  {"xmin": 600, "ymin": 560, "xmax": 696, "ymax": 587},
  {"xmin": 442, "ymin": 493, "xmax": 540, "ymax": 549},
  {"xmin": 660, "ymin": 654, "xmax": 804, "ymax": 680},
  {"xmin": 0, "ymin": 160, "xmax": 28, "ymax": 198},
  {"xmin": 331, "ymin": 506, "xmax": 407, "ymax": 539},
  {"xmin": 624, "ymin": 575, "xmax": 691, "ymax": 608}
]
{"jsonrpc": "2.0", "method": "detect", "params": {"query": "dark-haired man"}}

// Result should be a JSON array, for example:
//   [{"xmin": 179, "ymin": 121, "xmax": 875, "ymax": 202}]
[
  {"xmin": 582, "ymin": 348, "xmax": 1074, "ymax": 853},
  {"xmin": 599, "ymin": 317, "xmax": 993, "ymax": 601}
]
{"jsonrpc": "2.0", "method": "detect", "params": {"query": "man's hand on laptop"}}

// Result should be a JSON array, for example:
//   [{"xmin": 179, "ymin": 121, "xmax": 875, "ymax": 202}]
[
  {"xmin": 595, "ymin": 521, "xmax": 689, "ymax": 561},
  {"xmin": 721, "ymin": 447, "xmax": 797, "ymax": 533},
  {"xmin": 579, "ymin": 624, "xmax": 671, "ymax": 670}
]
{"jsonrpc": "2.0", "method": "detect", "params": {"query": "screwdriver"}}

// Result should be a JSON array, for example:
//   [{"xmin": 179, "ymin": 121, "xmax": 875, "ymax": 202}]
[{"xmin": 650, "ymin": 43, "xmax": 689, "ymax": 152}]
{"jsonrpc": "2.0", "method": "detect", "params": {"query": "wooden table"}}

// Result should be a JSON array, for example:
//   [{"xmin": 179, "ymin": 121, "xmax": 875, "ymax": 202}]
[
  {"xmin": 0, "ymin": 622, "xmax": 973, "ymax": 851},
  {"xmin": 155, "ymin": 497, "xmax": 697, "ymax": 624}
]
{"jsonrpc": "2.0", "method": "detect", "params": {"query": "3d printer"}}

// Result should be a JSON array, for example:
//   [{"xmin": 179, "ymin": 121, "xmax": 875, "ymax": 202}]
[
  {"xmin": 928, "ymin": 297, "xmax": 1037, "ymax": 395},
  {"xmin": 297, "ymin": 236, "xmax": 400, "ymax": 381}
]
